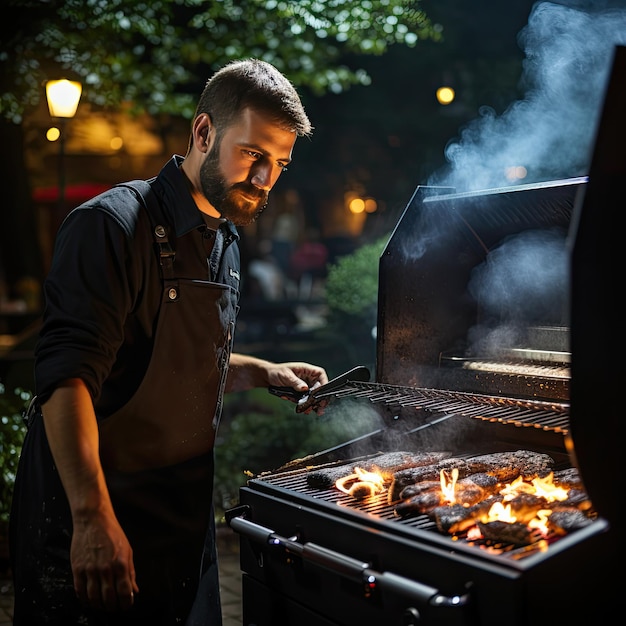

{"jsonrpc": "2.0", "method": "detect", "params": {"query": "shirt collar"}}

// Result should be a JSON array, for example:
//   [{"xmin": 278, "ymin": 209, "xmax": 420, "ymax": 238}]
[
  {"xmin": 155, "ymin": 154, "xmax": 240, "ymax": 244},
  {"xmin": 153, "ymin": 155, "xmax": 206, "ymax": 237}
]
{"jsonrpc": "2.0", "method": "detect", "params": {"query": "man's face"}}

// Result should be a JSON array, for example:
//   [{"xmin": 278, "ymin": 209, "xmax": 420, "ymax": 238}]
[{"xmin": 200, "ymin": 108, "xmax": 297, "ymax": 226}]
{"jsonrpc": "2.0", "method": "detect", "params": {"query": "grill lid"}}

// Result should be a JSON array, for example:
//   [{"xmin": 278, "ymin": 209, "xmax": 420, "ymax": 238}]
[
  {"xmin": 569, "ymin": 45, "xmax": 626, "ymax": 528},
  {"xmin": 376, "ymin": 173, "xmax": 581, "ymax": 399}
]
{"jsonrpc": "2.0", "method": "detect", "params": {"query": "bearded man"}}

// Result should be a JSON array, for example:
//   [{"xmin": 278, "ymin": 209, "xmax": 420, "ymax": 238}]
[{"xmin": 9, "ymin": 58, "xmax": 328, "ymax": 626}]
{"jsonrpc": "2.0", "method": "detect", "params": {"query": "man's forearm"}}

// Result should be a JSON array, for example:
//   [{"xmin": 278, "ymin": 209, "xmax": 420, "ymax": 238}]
[
  {"xmin": 41, "ymin": 378, "xmax": 115, "ymax": 520},
  {"xmin": 225, "ymin": 353, "xmax": 273, "ymax": 392}
]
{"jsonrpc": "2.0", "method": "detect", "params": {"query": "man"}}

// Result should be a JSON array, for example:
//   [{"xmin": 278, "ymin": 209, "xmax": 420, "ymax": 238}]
[{"xmin": 9, "ymin": 58, "xmax": 328, "ymax": 625}]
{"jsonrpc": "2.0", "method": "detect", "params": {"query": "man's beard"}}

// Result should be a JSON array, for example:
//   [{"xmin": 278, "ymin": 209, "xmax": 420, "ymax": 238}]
[{"xmin": 199, "ymin": 149, "xmax": 269, "ymax": 226}]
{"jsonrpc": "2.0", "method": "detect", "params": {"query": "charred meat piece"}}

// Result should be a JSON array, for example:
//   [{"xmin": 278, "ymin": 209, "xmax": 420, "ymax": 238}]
[
  {"xmin": 364, "ymin": 450, "xmax": 452, "ymax": 480},
  {"xmin": 395, "ymin": 488, "xmax": 443, "ymax": 517},
  {"xmin": 462, "ymin": 472, "xmax": 502, "ymax": 491},
  {"xmin": 306, "ymin": 450, "xmax": 451, "ymax": 489},
  {"xmin": 548, "ymin": 507, "xmax": 595, "ymax": 533},
  {"xmin": 398, "ymin": 480, "xmax": 441, "ymax": 500},
  {"xmin": 465, "ymin": 450, "xmax": 555, "ymax": 482},
  {"xmin": 395, "ymin": 473, "xmax": 503, "ymax": 518},
  {"xmin": 305, "ymin": 463, "xmax": 355, "ymax": 488},
  {"xmin": 477, "ymin": 521, "xmax": 544, "ymax": 547},
  {"xmin": 388, "ymin": 458, "xmax": 469, "ymax": 503},
  {"xmin": 432, "ymin": 497, "xmax": 504, "ymax": 534},
  {"xmin": 551, "ymin": 467, "xmax": 584, "ymax": 490},
  {"xmin": 505, "ymin": 493, "xmax": 550, "ymax": 523},
  {"xmin": 561, "ymin": 489, "xmax": 593, "ymax": 510}
]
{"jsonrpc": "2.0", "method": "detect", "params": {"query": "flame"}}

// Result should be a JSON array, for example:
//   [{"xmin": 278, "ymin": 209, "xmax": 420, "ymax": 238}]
[
  {"xmin": 500, "ymin": 472, "xmax": 568, "ymax": 502},
  {"xmin": 440, "ymin": 468, "xmax": 459, "ymax": 504},
  {"xmin": 529, "ymin": 473, "xmax": 569, "ymax": 501},
  {"xmin": 336, "ymin": 467, "xmax": 386, "ymax": 499},
  {"xmin": 528, "ymin": 509, "xmax": 552, "ymax": 535},
  {"xmin": 472, "ymin": 472, "xmax": 569, "ymax": 540},
  {"xmin": 482, "ymin": 501, "xmax": 517, "ymax": 524}
]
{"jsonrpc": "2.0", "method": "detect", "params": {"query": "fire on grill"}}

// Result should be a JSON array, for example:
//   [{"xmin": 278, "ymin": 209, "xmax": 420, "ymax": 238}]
[{"xmin": 307, "ymin": 449, "xmax": 594, "ymax": 550}]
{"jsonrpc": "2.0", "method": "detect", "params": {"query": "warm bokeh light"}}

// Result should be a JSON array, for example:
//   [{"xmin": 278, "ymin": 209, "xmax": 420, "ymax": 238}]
[
  {"xmin": 45, "ymin": 79, "xmax": 82, "ymax": 118},
  {"xmin": 110, "ymin": 136, "xmax": 124, "ymax": 151},
  {"xmin": 436, "ymin": 86, "xmax": 455, "ymax": 105},
  {"xmin": 364, "ymin": 198, "xmax": 378, "ymax": 213},
  {"xmin": 505, "ymin": 165, "xmax": 528, "ymax": 181},
  {"xmin": 46, "ymin": 127, "xmax": 61, "ymax": 142},
  {"xmin": 349, "ymin": 197, "xmax": 365, "ymax": 214},
  {"xmin": 346, "ymin": 195, "xmax": 378, "ymax": 215}
]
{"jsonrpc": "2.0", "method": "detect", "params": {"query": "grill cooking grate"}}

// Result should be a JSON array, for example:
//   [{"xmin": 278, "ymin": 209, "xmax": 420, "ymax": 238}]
[
  {"xmin": 327, "ymin": 381, "xmax": 570, "ymax": 433},
  {"xmin": 253, "ymin": 469, "xmax": 440, "ymax": 529},
  {"xmin": 252, "ymin": 464, "xmax": 568, "ymax": 561}
]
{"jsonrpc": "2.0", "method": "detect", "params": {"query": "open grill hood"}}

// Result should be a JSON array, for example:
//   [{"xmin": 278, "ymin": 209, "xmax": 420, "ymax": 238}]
[{"xmin": 376, "ymin": 176, "xmax": 579, "ymax": 402}]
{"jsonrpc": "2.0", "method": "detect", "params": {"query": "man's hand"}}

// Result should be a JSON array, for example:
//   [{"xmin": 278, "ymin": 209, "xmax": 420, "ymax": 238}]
[
  {"xmin": 71, "ymin": 511, "xmax": 139, "ymax": 612},
  {"xmin": 226, "ymin": 354, "xmax": 328, "ymax": 413},
  {"xmin": 265, "ymin": 361, "xmax": 329, "ymax": 414},
  {"xmin": 41, "ymin": 379, "xmax": 139, "ymax": 612}
]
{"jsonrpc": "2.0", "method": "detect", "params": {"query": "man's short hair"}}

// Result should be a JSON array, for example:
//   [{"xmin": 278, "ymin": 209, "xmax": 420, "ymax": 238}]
[{"xmin": 194, "ymin": 58, "xmax": 312, "ymax": 138}]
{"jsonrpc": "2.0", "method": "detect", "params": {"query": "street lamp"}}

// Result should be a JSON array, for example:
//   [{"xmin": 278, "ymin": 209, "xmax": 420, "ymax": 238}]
[{"xmin": 45, "ymin": 78, "xmax": 82, "ymax": 211}]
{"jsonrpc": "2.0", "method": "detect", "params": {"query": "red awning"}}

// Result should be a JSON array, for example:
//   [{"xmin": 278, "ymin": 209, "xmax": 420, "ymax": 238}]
[{"xmin": 33, "ymin": 183, "xmax": 111, "ymax": 204}]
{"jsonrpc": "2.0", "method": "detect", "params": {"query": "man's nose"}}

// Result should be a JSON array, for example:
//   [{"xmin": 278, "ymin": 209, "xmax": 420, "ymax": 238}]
[{"xmin": 251, "ymin": 163, "xmax": 279, "ymax": 190}]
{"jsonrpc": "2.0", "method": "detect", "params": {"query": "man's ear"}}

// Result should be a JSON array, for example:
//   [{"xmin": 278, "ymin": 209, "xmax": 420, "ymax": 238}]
[{"xmin": 192, "ymin": 113, "xmax": 213, "ymax": 151}]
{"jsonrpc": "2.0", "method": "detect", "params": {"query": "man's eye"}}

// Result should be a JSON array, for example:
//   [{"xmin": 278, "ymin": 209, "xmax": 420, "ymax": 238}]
[
  {"xmin": 245, "ymin": 150, "xmax": 261, "ymax": 160},
  {"xmin": 280, "ymin": 165, "xmax": 289, "ymax": 173}
]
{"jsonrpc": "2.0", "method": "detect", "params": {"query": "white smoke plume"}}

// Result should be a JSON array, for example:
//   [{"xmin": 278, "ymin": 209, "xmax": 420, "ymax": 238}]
[{"xmin": 428, "ymin": 0, "xmax": 626, "ymax": 192}]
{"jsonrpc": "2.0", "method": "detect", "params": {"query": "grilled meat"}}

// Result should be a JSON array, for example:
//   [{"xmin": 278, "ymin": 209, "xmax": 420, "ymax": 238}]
[
  {"xmin": 396, "ymin": 473, "xmax": 504, "ymax": 517},
  {"xmin": 432, "ymin": 497, "xmax": 504, "ymax": 534},
  {"xmin": 389, "ymin": 450, "xmax": 555, "ymax": 503},
  {"xmin": 477, "ymin": 521, "xmax": 544, "ymax": 547},
  {"xmin": 548, "ymin": 507, "xmax": 595, "ymax": 533},
  {"xmin": 306, "ymin": 450, "xmax": 451, "ymax": 488},
  {"xmin": 388, "ymin": 458, "xmax": 469, "ymax": 503},
  {"xmin": 465, "ymin": 450, "xmax": 555, "ymax": 482}
]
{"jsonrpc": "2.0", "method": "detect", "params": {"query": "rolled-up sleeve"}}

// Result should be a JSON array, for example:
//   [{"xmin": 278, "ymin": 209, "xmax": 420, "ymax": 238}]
[{"xmin": 34, "ymin": 197, "xmax": 153, "ymax": 404}]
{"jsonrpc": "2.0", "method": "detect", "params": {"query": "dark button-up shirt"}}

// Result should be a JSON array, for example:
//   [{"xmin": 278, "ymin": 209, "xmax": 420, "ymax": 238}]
[{"xmin": 34, "ymin": 155, "xmax": 240, "ymax": 412}]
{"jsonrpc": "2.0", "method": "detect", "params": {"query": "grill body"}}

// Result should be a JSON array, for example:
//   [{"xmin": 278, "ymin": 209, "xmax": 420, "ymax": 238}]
[
  {"xmin": 231, "ymin": 485, "xmax": 611, "ymax": 626},
  {"xmin": 227, "ymin": 46, "xmax": 625, "ymax": 625}
]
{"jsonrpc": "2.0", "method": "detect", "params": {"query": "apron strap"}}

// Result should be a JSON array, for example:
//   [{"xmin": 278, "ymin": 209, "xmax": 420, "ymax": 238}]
[{"xmin": 117, "ymin": 180, "xmax": 176, "ymax": 283}]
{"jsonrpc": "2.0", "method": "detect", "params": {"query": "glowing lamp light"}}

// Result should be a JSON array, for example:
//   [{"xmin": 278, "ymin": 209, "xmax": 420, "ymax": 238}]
[
  {"xmin": 436, "ymin": 86, "xmax": 455, "ymax": 105},
  {"xmin": 45, "ymin": 79, "xmax": 82, "ymax": 118},
  {"xmin": 45, "ymin": 78, "xmax": 82, "ymax": 210},
  {"xmin": 347, "ymin": 196, "xmax": 378, "ymax": 215},
  {"xmin": 364, "ymin": 198, "xmax": 377, "ymax": 213},
  {"xmin": 348, "ymin": 197, "xmax": 365, "ymax": 214},
  {"xmin": 46, "ymin": 127, "xmax": 61, "ymax": 142}
]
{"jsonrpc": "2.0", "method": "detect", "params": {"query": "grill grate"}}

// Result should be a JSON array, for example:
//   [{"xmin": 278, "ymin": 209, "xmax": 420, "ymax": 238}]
[
  {"xmin": 253, "ymin": 469, "xmax": 439, "ymax": 529},
  {"xmin": 329, "ymin": 381, "xmax": 570, "ymax": 433},
  {"xmin": 252, "ymin": 462, "xmax": 571, "ymax": 561}
]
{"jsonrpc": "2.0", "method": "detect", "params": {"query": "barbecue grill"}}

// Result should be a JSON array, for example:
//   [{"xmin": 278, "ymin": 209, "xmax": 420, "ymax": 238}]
[{"xmin": 225, "ymin": 46, "xmax": 625, "ymax": 625}]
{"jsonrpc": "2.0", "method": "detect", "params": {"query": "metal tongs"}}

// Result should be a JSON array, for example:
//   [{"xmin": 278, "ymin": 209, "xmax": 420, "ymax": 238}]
[{"xmin": 268, "ymin": 365, "xmax": 371, "ymax": 413}]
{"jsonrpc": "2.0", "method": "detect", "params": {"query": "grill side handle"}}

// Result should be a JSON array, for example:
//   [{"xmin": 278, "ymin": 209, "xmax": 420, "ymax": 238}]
[{"xmin": 228, "ymin": 513, "xmax": 471, "ymax": 612}]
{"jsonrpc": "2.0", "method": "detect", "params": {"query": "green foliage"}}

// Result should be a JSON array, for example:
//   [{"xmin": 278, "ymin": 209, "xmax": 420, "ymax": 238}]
[
  {"xmin": 325, "ymin": 234, "xmax": 389, "ymax": 325},
  {"xmin": 0, "ymin": 384, "xmax": 31, "ymax": 527},
  {"xmin": 0, "ymin": 0, "xmax": 440, "ymax": 123}
]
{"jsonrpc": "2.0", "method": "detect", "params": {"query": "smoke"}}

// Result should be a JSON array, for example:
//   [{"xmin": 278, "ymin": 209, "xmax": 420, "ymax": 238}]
[
  {"xmin": 428, "ymin": 0, "xmax": 626, "ymax": 192},
  {"xmin": 466, "ymin": 228, "xmax": 570, "ymax": 355}
]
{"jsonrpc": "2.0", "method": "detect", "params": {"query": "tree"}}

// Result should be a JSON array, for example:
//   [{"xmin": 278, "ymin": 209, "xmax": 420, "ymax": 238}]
[
  {"xmin": 1, "ymin": 0, "xmax": 441, "ymax": 123},
  {"xmin": 0, "ymin": 0, "xmax": 440, "ymax": 306}
]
